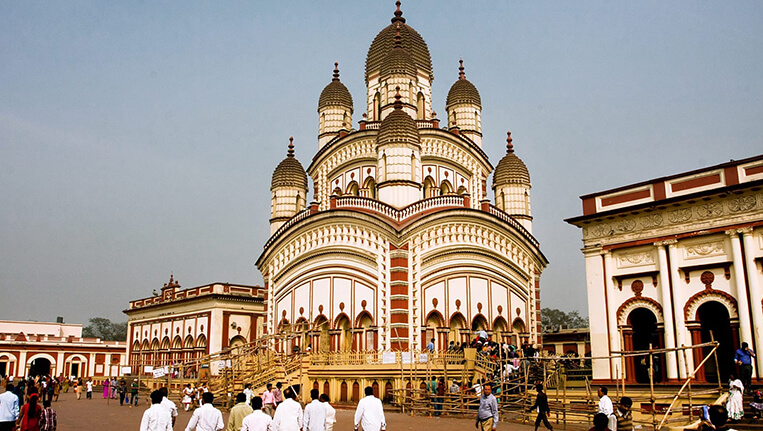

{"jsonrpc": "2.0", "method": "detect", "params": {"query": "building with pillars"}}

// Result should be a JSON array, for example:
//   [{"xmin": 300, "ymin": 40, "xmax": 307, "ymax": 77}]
[
  {"xmin": 257, "ymin": 3, "xmax": 547, "ymax": 353},
  {"xmin": 124, "ymin": 275, "xmax": 266, "ymax": 376},
  {"xmin": 567, "ymin": 154, "xmax": 763, "ymax": 384}
]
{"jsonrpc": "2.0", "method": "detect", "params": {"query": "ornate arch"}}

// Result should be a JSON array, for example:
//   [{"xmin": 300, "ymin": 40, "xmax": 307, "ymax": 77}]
[
  {"xmin": 425, "ymin": 309, "xmax": 445, "ymax": 327},
  {"xmin": 471, "ymin": 313, "xmax": 488, "ymax": 331},
  {"xmin": 617, "ymin": 297, "xmax": 664, "ymax": 326},
  {"xmin": 355, "ymin": 310, "xmax": 374, "ymax": 327},
  {"xmin": 333, "ymin": 312, "xmax": 351, "ymax": 329},
  {"xmin": 511, "ymin": 317, "xmax": 526, "ymax": 333},
  {"xmin": 449, "ymin": 312, "xmax": 467, "ymax": 328},
  {"xmin": 493, "ymin": 316, "xmax": 509, "ymax": 331},
  {"xmin": 27, "ymin": 353, "xmax": 56, "ymax": 365},
  {"xmin": 684, "ymin": 290, "xmax": 738, "ymax": 321}
]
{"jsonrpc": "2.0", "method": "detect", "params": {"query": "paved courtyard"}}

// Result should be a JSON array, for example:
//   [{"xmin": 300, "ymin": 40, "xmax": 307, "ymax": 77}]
[{"xmin": 23, "ymin": 389, "xmax": 553, "ymax": 431}]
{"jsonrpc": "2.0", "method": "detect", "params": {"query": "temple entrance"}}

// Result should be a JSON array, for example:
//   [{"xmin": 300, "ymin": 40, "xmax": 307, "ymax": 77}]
[
  {"xmin": 698, "ymin": 301, "xmax": 735, "ymax": 383},
  {"xmin": 628, "ymin": 308, "xmax": 662, "ymax": 383},
  {"xmin": 29, "ymin": 357, "xmax": 51, "ymax": 377}
]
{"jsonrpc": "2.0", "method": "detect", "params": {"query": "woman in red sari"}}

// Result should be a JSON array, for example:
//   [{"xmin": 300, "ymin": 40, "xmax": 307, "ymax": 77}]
[{"xmin": 17, "ymin": 392, "xmax": 42, "ymax": 431}]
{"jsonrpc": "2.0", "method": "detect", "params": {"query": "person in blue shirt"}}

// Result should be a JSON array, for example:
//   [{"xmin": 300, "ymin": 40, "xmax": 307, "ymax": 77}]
[{"xmin": 735, "ymin": 342, "xmax": 756, "ymax": 388}]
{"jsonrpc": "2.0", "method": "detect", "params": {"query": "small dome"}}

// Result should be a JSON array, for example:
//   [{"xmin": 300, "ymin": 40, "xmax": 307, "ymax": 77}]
[
  {"xmin": 493, "ymin": 132, "xmax": 530, "ymax": 186},
  {"xmin": 446, "ymin": 59, "xmax": 481, "ymax": 109},
  {"xmin": 318, "ymin": 63, "xmax": 353, "ymax": 112},
  {"xmin": 377, "ymin": 88, "xmax": 420, "ymax": 146},
  {"xmin": 365, "ymin": 2, "xmax": 433, "ymax": 83},
  {"xmin": 380, "ymin": 25, "xmax": 417, "ymax": 78},
  {"xmin": 271, "ymin": 137, "xmax": 308, "ymax": 191}
]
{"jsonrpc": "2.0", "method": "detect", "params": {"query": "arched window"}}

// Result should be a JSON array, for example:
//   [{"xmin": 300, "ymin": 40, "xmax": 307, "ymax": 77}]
[
  {"xmin": 440, "ymin": 180, "xmax": 453, "ymax": 196},
  {"xmin": 374, "ymin": 92, "xmax": 381, "ymax": 121},
  {"xmin": 344, "ymin": 112, "xmax": 351, "ymax": 130},
  {"xmin": 346, "ymin": 181, "xmax": 359, "ymax": 196},
  {"xmin": 332, "ymin": 187, "xmax": 342, "ymax": 196},
  {"xmin": 410, "ymin": 153, "xmax": 416, "ymax": 181},
  {"xmin": 457, "ymin": 185, "xmax": 467, "ymax": 195},
  {"xmin": 423, "ymin": 176, "xmax": 437, "ymax": 199},
  {"xmin": 417, "ymin": 92, "xmax": 425, "ymax": 120},
  {"xmin": 320, "ymin": 113, "xmax": 325, "ymax": 132},
  {"xmin": 362, "ymin": 177, "xmax": 376, "ymax": 199}
]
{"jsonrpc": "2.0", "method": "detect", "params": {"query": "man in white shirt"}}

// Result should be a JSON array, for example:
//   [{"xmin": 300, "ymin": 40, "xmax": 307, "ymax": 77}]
[
  {"xmin": 271, "ymin": 388, "xmax": 302, "ymax": 431},
  {"xmin": 86, "ymin": 379, "xmax": 94, "ymax": 399},
  {"xmin": 597, "ymin": 387, "xmax": 616, "ymax": 431},
  {"xmin": 303, "ymin": 389, "xmax": 326, "ymax": 431},
  {"xmin": 354, "ymin": 387, "xmax": 386, "ymax": 431},
  {"xmin": 0, "ymin": 383, "xmax": 19, "ymax": 431},
  {"xmin": 243, "ymin": 384, "xmax": 255, "ymax": 406},
  {"xmin": 185, "ymin": 392, "xmax": 224, "ymax": 431},
  {"xmin": 319, "ymin": 394, "xmax": 336, "ymax": 431},
  {"xmin": 141, "ymin": 390, "xmax": 173, "ymax": 431},
  {"xmin": 241, "ymin": 397, "xmax": 272, "ymax": 431},
  {"xmin": 159, "ymin": 387, "xmax": 179, "ymax": 428}
]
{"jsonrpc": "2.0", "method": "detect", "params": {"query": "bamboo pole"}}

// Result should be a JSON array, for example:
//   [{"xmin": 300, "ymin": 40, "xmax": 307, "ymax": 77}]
[
  {"xmin": 649, "ymin": 343, "xmax": 656, "ymax": 430},
  {"xmin": 710, "ymin": 331, "xmax": 722, "ymax": 390},
  {"xmin": 682, "ymin": 345, "xmax": 693, "ymax": 422},
  {"xmin": 619, "ymin": 326, "xmax": 626, "ymax": 398}
]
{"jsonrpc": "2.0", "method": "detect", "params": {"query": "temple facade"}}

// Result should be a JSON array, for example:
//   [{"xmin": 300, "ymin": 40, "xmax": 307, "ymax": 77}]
[
  {"xmin": 256, "ymin": 3, "xmax": 547, "ymax": 353},
  {"xmin": 567, "ymin": 155, "xmax": 763, "ymax": 384}
]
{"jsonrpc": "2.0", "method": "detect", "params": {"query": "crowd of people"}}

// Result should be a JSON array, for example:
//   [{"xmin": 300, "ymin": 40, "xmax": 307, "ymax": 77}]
[{"xmin": 0, "ymin": 376, "xmax": 59, "ymax": 431}]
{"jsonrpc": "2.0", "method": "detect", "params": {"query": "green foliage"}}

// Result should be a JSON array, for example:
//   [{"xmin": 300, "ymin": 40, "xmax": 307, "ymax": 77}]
[
  {"xmin": 82, "ymin": 317, "xmax": 127, "ymax": 341},
  {"xmin": 541, "ymin": 308, "xmax": 588, "ymax": 332}
]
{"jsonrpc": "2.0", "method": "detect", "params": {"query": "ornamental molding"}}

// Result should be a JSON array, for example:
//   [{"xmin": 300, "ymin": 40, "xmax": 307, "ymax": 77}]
[
  {"xmin": 615, "ymin": 250, "xmax": 655, "ymax": 268},
  {"xmin": 580, "ymin": 190, "xmax": 761, "ymax": 244},
  {"xmin": 684, "ymin": 289, "xmax": 738, "ymax": 321},
  {"xmin": 683, "ymin": 240, "xmax": 726, "ymax": 259},
  {"xmin": 617, "ymin": 296, "xmax": 664, "ymax": 326}
]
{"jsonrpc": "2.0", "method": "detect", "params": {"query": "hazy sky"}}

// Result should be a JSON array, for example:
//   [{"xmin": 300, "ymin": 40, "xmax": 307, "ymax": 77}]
[{"xmin": 2, "ymin": 1, "xmax": 761, "ymax": 325}]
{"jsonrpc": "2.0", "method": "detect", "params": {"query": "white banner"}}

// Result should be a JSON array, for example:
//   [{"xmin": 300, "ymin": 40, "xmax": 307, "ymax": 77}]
[
  {"xmin": 153, "ymin": 368, "xmax": 166, "ymax": 378},
  {"xmin": 121, "ymin": 367, "xmax": 132, "ymax": 375}
]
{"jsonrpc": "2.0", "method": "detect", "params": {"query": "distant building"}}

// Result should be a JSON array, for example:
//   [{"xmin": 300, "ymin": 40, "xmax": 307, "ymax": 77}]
[
  {"xmin": 567, "ymin": 155, "xmax": 763, "ymax": 384},
  {"xmin": 542, "ymin": 327, "xmax": 590, "ymax": 358},
  {"xmin": 0, "ymin": 320, "xmax": 126, "ymax": 378},
  {"xmin": 124, "ymin": 275, "xmax": 266, "ymax": 376}
]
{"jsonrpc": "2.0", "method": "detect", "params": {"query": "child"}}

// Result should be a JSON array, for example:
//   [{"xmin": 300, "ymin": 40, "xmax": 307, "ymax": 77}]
[
  {"xmin": 750, "ymin": 387, "xmax": 763, "ymax": 419},
  {"xmin": 616, "ymin": 397, "xmax": 633, "ymax": 431},
  {"xmin": 40, "ymin": 399, "xmax": 57, "ymax": 431}
]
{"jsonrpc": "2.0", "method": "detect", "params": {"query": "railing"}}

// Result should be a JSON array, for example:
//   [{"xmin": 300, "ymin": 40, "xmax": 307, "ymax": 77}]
[
  {"xmin": 310, "ymin": 349, "xmax": 465, "ymax": 367},
  {"xmin": 263, "ymin": 208, "xmax": 311, "ymax": 249},
  {"xmin": 334, "ymin": 195, "xmax": 467, "ymax": 223},
  {"xmin": 488, "ymin": 205, "xmax": 540, "ymax": 248}
]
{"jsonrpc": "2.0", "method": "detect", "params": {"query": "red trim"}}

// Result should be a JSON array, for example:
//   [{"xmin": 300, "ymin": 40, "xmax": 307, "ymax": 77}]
[
  {"xmin": 670, "ymin": 173, "xmax": 721, "ymax": 192},
  {"xmin": 600, "ymin": 189, "xmax": 650, "ymax": 207}
]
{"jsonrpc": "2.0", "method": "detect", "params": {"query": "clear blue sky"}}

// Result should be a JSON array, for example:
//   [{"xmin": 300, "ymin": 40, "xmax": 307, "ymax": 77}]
[{"xmin": 1, "ymin": 1, "xmax": 761, "ymax": 324}]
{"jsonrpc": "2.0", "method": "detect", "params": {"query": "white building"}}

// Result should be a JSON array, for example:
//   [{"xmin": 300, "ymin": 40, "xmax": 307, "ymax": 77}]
[
  {"xmin": 257, "ymin": 3, "xmax": 547, "ymax": 353},
  {"xmin": 567, "ymin": 154, "xmax": 763, "ymax": 384}
]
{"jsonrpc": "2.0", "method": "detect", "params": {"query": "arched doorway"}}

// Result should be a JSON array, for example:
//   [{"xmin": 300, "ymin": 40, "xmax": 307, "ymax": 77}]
[
  {"xmin": 335, "ymin": 315, "xmax": 352, "ymax": 351},
  {"xmin": 314, "ymin": 316, "xmax": 330, "ymax": 352},
  {"xmin": 352, "ymin": 382, "xmax": 360, "ymax": 402},
  {"xmin": 698, "ymin": 301, "xmax": 735, "ymax": 383},
  {"xmin": 384, "ymin": 381, "xmax": 393, "ymax": 404},
  {"xmin": 29, "ymin": 357, "xmax": 52, "ymax": 377},
  {"xmin": 340, "ymin": 381, "xmax": 348, "ymax": 402},
  {"xmin": 449, "ymin": 313, "xmax": 467, "ymax": 344},
  {"xmin": 425, "ymin": 311, "xmax": 444, "ymax": 350},
  {"xmin": 628, "ymin": 308, "xmax": 662, "ymax": 384}
]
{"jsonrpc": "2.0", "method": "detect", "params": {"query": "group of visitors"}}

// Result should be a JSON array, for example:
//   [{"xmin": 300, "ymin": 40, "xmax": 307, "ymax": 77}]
[
  {"xmin": 0, "ymin": 382, "xmax": 57, "ymax": 431},
  {"xmin": 181, "ymin": 382, "xmax": 210, "ymax": 412}
]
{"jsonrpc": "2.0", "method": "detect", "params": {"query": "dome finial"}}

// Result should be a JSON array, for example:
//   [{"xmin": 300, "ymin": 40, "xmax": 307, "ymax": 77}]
[
  {"xmin": 332, "ymin": 62, "xmax": 340, "ymax": 82},
  {"xmin": 394, "ymin": 86, "xmax": 402, "ymax": 109},
  {"xmin": 288, "ymin": 136, "xmax": 295, "ymax": 157},
  {"xmin": 506, "ymin": 131, "xmax": 514, "ymax": 154},
  {"xmin": 391, "ymin": 0, "xmax": 405, "ymax": 23},
  {"xmin": 458, "ymin": 58, "xmax": 465, "ymax": 80}
]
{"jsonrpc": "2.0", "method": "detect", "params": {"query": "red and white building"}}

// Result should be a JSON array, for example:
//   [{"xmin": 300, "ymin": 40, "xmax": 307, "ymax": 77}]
[
  {"xmin": 567, "ymin": 154, "xmax": 763, "ymax": 384},
  {"xmin": 256, "ymin": 3, "xmax": 547, "ymax": 353},
  {"xmin": 124, "ymin": 275, "xmax": 267, "ymax": 375},
  {"xmin": 0, "ymin": 320, "xmax": 127, "ymax": 378}
]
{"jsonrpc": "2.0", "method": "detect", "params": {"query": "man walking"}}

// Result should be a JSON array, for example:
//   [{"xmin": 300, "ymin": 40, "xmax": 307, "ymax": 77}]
[
  {"xmin": 735, "ymin": 342, "xmax": 756, "ymax": 389},
  {"xmin": 261, "ymin": 384, "xmax": 276, "ymax": 418},
  {"xmin": 241, "ymin": 397, "xmax": 272, "ymax": 431},
  {"xmin": 227, "ymin": 393, "xmax": 253, "ymax": 431},
  {"xmin": 475, "ymin": 383, "xmax": 498, "ymax": 431},
  {"xmin": 0, "ymin": 383, "xmax": 19, "ymax": 431},
  {"xmin": 304, "ymin": 389, "xmax": 326, "ymax": 431},
  {"xmin": 272, "ymin": 388, "xmax": 302, "ymax": 431},
  {"xmin": 185, "ymin": 392, "xmax": 224, "ymax": 431},
  {"xmin": 140, "ymin": 390, "xmax": 173, "ymax": 431},
  {"xmin": 528, "ymin": 384, "xmax": 552, "ymax": 431},
  {"xmin": 597, "ymin": 387, "xmax": 616, "ymax": 431},
  {"xmin": 354, "ymin": 386, "xmax": 386, "ymax": 431},
  {"xmin": 159, "ymin": 387, "xmax": 178, "ymax": 428}
]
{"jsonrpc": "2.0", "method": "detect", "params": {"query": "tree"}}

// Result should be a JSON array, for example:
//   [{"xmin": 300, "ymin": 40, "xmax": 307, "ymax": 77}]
[
  {"xmin": 541, "ymin": 308, "xmax": 588, "ymax": 332},
  {"xmin": 82, "ymin": 317, "xmax": 127, "ymax": 341}
]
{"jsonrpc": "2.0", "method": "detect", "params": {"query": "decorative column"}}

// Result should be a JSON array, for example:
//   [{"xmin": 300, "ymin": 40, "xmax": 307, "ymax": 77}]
[
  {"xmin": 687, "ymin": 323, "xmax": 705, "ymax": 382},
  {"xmin": 603, "ymin": 251, "xmax": 620, "ymax": 379},
  {"xmin": 667, "ymin": 241, "xmax": 692, "ymax": 375},
  {"xmin": 741, "ymin": 227, "xmax": 763, "ymax": 378},
  {"xmin": 621, "ymin": 327, "xmax": 636, "ymax": 384},
  {"xmin": 728, "ymin": 230, "xmax": 754, "ymax": 346},
  {"xmin": 655, "ymin": 239, "xmax": 679, "ymax": 380}
]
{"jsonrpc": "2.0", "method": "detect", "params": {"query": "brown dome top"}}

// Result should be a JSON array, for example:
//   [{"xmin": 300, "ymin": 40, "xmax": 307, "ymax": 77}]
[
  {"xmin": 446, "ymin": 59, "xmax": 481, "ymax": 109},
  {"xmin": 318, "ymin": 62, "xmax": 353, "ymax": 112},
  {"xmin": 377, "ymin": 87, "xmax": 420, "ymax": 146},
  {"xmin": 493, "ymin": 132, "xmax": 530, "ymax": 186},
  {"xmin": 271, "ymin": 137, "xmax": 308, "ymax": 190},
  {"xmin": 380, "ymin": 25, "xmax": 417, "ymax": 78},
  {"xmin": 365, "ymin": 2, "xmax": 433, "ymax": 83}
]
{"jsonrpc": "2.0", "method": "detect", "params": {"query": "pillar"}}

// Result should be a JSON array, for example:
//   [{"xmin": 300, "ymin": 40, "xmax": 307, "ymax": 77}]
[
  {"xmin": 688, "ymin": 324, "xmax": 704, "ymax": 382},
  {"xmin": 667, "ymin": 241, "xmax": 692, "ymax": 375},
  {"xmin": 655, "ymin": 240, "xmax": 679, "ymax": 380},
  {"xmin": 603, "ymin": 252, "xmax": 620, "ymax": 378},
  {"xmin": 741, "ymin": 227, "xmax": 763, "ymax": 379},
  {"xmin": 622, "ymin": 327, "xmax": 636, "ymax": 384},
  {"xmin": 728, "ymin": 230, "xmax": 754, "ymax": 346}
]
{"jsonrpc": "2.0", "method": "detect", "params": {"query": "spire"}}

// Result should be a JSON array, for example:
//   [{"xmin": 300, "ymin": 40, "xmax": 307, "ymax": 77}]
[
  {"xmin": 394, "ymin": 23, "xmax": 402, "ymax": 48},
  {"xmin": 506, "ymin": 131, "xmax": 514, "ymax": 154},
  {"xmin": 394, "ymin": 86, "xmax": 402, "ymax": 109},
  {"xmin": 458, "ymin": 58, "xmax": 466, "ymax": 80},
  {"xmin": 332, "ymin": 62, "xmax": 340, "ymax": 82},
  {"xmin": 391, "ymin": 0, "xmax": 405, "ymax": 23},
  {"xmin": 288, "ymin": 136, "xmax": 295, "ymax": 157}
]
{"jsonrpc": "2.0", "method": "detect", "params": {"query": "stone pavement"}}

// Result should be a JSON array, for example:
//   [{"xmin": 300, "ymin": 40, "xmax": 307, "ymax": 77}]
[{"xmin": 32, "ymin": 389, "xmax": 546, "ymax": 431}]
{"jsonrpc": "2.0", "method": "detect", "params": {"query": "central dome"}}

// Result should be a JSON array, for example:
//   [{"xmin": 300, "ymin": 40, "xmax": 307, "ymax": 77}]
[{"xmin": 365, "ymin": 3, "xmax": 433, "ymax": 83}]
